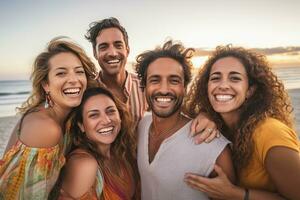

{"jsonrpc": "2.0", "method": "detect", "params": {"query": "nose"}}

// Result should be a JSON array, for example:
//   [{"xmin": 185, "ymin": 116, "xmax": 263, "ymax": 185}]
[
  {"xmin": 217, "ymin": 80, "xmax": 230, "ymax": 90},
  {"xmin": 100, "ymin": 114, "xmax": 111, "ymax": 125},
  {"xmin": 67, "ymin": 72, "xmax": 79, "ymax": 84},
  {"xmin": 158, "ymin": 79, "xmax": 170, "ymax": 94},
  {"xmin": 107, "ymin": 46, "xmax": 118, "ymax": 57}
]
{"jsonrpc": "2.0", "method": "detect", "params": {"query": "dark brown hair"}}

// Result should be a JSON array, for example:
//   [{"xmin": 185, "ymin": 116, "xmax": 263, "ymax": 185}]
[
  {"xmin": 135, "ymin": 39, "xmax": 194, "ymax": 90},
  {"xmin": 185, "ymin": 45, "xmax": 293, "ymax": 171},
  {"xmin": 85, "ymin": 17, "xmax": 129, "ymax": 50}
]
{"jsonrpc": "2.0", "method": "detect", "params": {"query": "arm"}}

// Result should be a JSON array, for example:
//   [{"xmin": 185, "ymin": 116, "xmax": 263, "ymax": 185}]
[
  {"xmin": 190, "ymin": 112, "xmax": 220, "ymax": 144},
  {"xmin": 59, "ymin": 152, "xmax": 99, "ymax": 199},
  {"xmin": 184, "ymin": 146, "xmax": 287, "ymax": 200},
  {"xmin": 264, "ymin": 146, "xmax": 300, "ymax": 200},
  {"xmin": 4, "ymin": 120, "xmax": 20, "ymax": 154}
]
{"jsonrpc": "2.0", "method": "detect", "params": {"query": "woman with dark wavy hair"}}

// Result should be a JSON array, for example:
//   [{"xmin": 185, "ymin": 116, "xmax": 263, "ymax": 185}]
[
  {"xmin": 184, "ymin": 45, "xmax": 300, "ymax": 200},
  {"xmin": 58, "ymin": 87, "xmax": 138, "ymax": 199}
]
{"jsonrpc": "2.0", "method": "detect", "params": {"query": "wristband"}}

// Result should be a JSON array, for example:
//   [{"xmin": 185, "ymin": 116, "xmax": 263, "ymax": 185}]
[{"xmin": 244, "ymin": 188, "xmax": 249, "ymax": 200}]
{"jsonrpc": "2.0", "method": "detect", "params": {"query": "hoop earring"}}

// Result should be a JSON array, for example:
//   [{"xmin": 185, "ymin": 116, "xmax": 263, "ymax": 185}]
[{"xmin": 45, "ymin": 92, "xmax": 53, "ymax": 108}]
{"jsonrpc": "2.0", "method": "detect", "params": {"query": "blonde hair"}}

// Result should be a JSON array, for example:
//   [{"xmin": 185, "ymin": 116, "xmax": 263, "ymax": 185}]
[{"xmin": 18, "ymin": 37, "xmax": 98, "ymax": 114}]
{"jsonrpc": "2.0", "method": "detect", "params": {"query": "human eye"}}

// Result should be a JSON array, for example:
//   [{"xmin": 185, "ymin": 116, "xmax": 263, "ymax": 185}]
[
  {"xmin": 230, "ymin": 75, "xmax": 242, "ymax": 82},
  {"xmin": 88, "ymin": 112, "xmax": 98, "ymax": 119},
  {"xmin": 115, "ymin": 42, "xmax": 124, "ymax": 49},
  {"xmin": 209, "ymin": 75, "xmax": 220, "ymax": 81},
  {"xmin": 56, "ymin": 71, "xmax": 66, "ymax": 77},
  {"xmin": 106, "ymin": 107, "xmax": 118, "ymax": 116},
  {"xmin": 98, "ymin": 44, "xmax": 107, "ymax": 51},
  {"xmin": 170, "ymin": 78, "xmax": 181, "ymax": 84},
  {"xmin": 148, "ymin": 77, "xmax": 159, "ymax": 84},
  {"xmin": 76, "ymin": 68, "xmax": 85, "ymax": 75}
]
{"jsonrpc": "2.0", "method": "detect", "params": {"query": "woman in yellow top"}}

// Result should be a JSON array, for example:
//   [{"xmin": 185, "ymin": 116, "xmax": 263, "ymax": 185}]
[
  {"xmin": 0, "ymin": 37, "xmax": 97, "ymax": 199},
  {"xmin": 58, "ymin": 87, "xmax": 138, "ymax": 199},
  {"xmin": 184, "ymin": 45, "xmax": 300, "ymax": 200}
]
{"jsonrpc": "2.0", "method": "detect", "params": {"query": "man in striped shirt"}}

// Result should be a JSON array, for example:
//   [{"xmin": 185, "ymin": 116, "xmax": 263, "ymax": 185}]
[{"xmin": 85, "ymin": 17, "xmax": 218, "ymax": 143}]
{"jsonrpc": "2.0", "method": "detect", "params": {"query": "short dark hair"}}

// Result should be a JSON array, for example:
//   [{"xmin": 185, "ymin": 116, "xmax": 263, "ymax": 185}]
[
  {"xmin": 135, "ymin": 40, "xmax": 194, "ymax": 90},
  {"xmin": 85, "ymin": 17, "xmax": 129, "ymax": 50}
]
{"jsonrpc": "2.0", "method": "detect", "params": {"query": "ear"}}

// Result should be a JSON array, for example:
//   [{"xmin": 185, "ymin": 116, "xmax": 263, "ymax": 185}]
[
  {"xmin": 126, "ymin": 46, "xmax": 130, "ymax": 55},
  {"xmin": 93, "ymin": 47, "xmax": 98, "ymax": 60},
  {"xmin": 246, "ymin": 85, "xmax": 256, "ymax": 99},
  {"xmin": 77, "ymin": 122, "xmax": 85, "ymax": 133},
  {"xmin": 42, "ymin": 81, "xmax": 49, "ymax": 93}
]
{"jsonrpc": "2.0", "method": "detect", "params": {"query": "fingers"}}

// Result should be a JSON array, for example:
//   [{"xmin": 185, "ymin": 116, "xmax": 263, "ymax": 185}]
[
  {"xmin": 190, "ymin": 118, "xmax": 198, "ymax": 137},
  {"xmin": 190, "ymin": 112, "xmax": 210, "ymax": 136},
  {"xmin": 184, "ymin": 173, "xmax": 210, "ymax": 191},
  {"xmin": 193, "ymin": 128, "xmax": 211, "ymax": 144},
  {"xmin": 214, "ymin": 164, "xmax": 225, "ymax": 177},
  {"xmin": 184, "ymin": 173, "xmax": 221, "ymax": 198},
  {"xmin": 193, "ymin": 127, "xmax": 220, "ymax": 144}
]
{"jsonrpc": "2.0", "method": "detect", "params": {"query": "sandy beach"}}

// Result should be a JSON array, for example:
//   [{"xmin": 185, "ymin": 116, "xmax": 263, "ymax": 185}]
[
  {"xmin": 0, "ymin": 89, "xmax": 300, "ymax": 158},
  {"xmin": 0, "ymin": 115, "xmax": 20, "ymax": 157}
]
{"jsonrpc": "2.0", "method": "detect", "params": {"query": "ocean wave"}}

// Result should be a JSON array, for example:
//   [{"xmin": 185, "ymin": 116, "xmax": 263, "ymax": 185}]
[{"xmin": 0, "ymin": 91, "xmax": 30, "ymax": 96}]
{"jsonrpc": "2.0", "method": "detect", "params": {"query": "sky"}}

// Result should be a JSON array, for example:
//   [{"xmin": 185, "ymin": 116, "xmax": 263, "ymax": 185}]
[{"xmin": 1, "ymin": 0, "xmax": 300, "ymax": 80}]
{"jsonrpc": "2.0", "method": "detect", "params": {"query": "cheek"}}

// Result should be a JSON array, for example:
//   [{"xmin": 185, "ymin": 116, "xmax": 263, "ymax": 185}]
[{"xmin": 81, "ymin": 76, "xmax": 88, "ymax": 89}]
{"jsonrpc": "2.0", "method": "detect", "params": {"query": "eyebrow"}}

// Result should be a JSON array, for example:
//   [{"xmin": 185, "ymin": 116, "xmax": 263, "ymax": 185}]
[
  {"xmin": 210, "ymin": 71, "xmax": 242, "ymax": 76},
  {"xmin": 54, "ymin": 66, "xmax": 83, "ymax": 71},
  {"xmin": 87, "ymin": 109, "xmax": 99, "ymax": 114}
]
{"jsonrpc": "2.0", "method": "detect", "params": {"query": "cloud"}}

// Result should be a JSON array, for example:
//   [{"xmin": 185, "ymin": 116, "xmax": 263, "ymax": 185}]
[
  {"xmin": 194, "ymin": 46, "xmax": 300, "ymax": 56},
  {"xmin": 251, "ymin": 47, "xmax": 300, "ymax": 55}
]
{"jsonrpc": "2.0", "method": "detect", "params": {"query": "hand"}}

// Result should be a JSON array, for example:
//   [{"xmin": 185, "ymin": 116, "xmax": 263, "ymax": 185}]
[
  {"xmin": 184, "ymin": 165, "xmax": 238, "ymax": 199},
  {"xmin": 190, "ymin": 112, "xmax": 220, "ymax": 144}
]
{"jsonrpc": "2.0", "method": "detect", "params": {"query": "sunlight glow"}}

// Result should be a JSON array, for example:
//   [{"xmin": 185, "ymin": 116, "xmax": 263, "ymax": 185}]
[{"xmin": 192, "ymin": 56, "xmax": 209, "ymax": 69}]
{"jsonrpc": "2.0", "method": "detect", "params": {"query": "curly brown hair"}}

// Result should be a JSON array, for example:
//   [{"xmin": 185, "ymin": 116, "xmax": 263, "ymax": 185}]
[
  {"xmin": 135, "ymin": 39, "xmax": 195, "ymax": 90},
  {"xmin": 185, "ymin": 45, "xmax": 293, "ymax": 171},
  {"xmin": 17, "ymin": 37, "xmax": 98, "ymax": 114},
  {"xmin": 69, "ymin": 87, "xmax": 137, "ymax": 173}
]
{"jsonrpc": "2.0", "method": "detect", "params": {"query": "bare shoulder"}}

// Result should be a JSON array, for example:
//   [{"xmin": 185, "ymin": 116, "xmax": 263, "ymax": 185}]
[
  {"xmin": 62, "ymin": 150, "xmax": 99, "ymax": 198},
  {"xmin": 19, "ymin": 111, "xmax": 62, "ymax": 148}
]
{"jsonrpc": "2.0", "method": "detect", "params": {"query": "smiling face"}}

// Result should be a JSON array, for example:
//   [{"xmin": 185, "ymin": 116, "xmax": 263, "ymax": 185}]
[
  {"xmin": 145, "ymin": 57, "xmax": 185, "ymax": 118},
  {"xmin": 94, "ymin": 27, "xmax": 129, "ymax": 76},
  {"xmin": 208, "ymin": 56, "xmax": 253, "ymax": 123},
  {"xmin": 79, "ymin": 94, "xmax": 121, "ymax": 150},
  {"xmin": 42, "ymin": 52, "xmax": 87, "ymax": 111}
]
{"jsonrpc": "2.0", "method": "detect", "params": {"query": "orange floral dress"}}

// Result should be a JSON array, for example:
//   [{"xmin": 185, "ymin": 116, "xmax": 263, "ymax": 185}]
[{"xmin": 0, "ymin": 138, "xmax": 66, "ymax": 200}]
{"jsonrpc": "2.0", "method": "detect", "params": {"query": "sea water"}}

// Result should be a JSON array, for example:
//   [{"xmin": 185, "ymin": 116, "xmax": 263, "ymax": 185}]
[{"xmin": 0, "ymin": 67, "xmax": 299, "ymax": 118}]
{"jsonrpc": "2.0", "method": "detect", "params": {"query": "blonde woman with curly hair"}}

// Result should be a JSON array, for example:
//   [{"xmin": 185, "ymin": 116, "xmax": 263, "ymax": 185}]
[
  {"xmin": 184, "ymin": 45, "xmax": 300, "ymax": 200},
  {"xmin": 58, "ymin": 87, "xmax": 138, "ymax": 199},
  {"xmin": 0, "ymin": 37, "xmax": 97, "ymax": 199}
]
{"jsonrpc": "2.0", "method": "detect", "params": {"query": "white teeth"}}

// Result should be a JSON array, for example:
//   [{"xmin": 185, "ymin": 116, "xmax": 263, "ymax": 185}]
[
  {"xmin": 63, "ymin": 88, "xmax": 80, "ymax": 94},
  {"xmin": 156, "ymin": 97, "xmax": 172, "ymax": 102},
  {"xmin": 97, "ymin": 127, "xmax": 114, "ymax": 135},
  {"xmin": 107, "ymin": 59, "xmax": 120, "ymax": 64},
  {"xmin": 215, "ymin": 95, "xmax": 233, "ymax": 102}
]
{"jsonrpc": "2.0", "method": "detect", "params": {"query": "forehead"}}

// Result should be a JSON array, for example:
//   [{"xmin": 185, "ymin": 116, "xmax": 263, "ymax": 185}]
[
  {"xmin": 147, "ymin": 57, "xmax": 184, "ymax": 78},
  {"xmin": 211, "ymin": 56, "xmax": 246, "ymax": 74},
  {"xmin": 95, "ymin": 27, "xmax": 125, "ymax": 44},
  {"xmin": 48, "ymin": 52, "xmax": 82, "ymax": 70},
  {"xmin": 84, "ymin": 94, "xmax": 116, "ymax": 111}
]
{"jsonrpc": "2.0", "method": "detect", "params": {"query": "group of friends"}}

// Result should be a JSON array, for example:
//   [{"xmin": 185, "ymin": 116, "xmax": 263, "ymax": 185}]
[{"xmin": 0, "ymin": 17, "xmax": 299, "ymax": 200}]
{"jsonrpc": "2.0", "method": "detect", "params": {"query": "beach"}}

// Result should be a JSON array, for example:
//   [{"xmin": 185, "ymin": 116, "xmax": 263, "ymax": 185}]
[
  {"xmin": 0, "ymin": 88, "xmax": 299, "ymax": 158},
  {"xmin": 0, "ymin": 115, "xmax": 20, "ymax": 157}
]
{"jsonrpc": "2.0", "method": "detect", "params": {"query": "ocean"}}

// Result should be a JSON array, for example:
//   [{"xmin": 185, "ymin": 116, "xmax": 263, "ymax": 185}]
[
  {"xmin": 0, "ymin": 80, "xmax": 31, "ymax": 117},
  {"xmin": 0, "ymin": 66, "xmax": 299, "ymax": 118}
]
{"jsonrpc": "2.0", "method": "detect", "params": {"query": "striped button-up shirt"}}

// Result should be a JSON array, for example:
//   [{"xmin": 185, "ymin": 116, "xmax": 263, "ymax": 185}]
[{"xmin": 97, "ymin": 71, "xmax": 148, "ymax": 129}]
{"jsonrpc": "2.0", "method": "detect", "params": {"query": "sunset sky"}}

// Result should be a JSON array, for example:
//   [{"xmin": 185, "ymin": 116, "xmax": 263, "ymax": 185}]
[{"xmin": 1, "ymin": 0, "xmax": 300, "ymax": 80}]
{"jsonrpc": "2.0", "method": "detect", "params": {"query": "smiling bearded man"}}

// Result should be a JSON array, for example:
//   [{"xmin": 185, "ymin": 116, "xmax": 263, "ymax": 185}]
[{"xmin": 135, "ymin": 40, "xmax": 235, "ymax": 200}]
